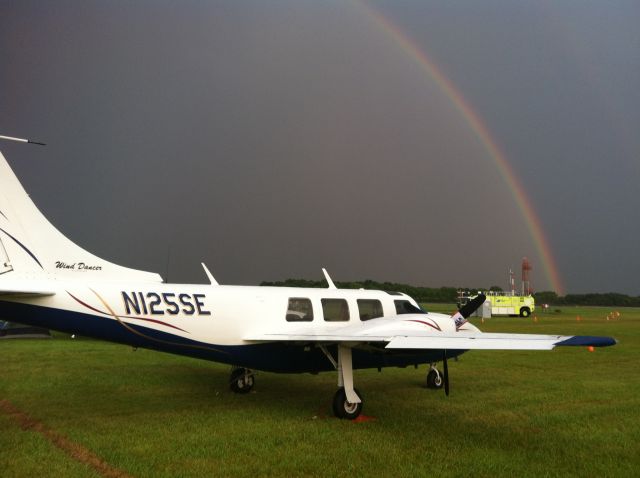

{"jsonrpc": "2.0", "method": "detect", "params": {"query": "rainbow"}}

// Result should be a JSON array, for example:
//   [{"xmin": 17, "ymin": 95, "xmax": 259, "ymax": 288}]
[{"xmin": 356, "ymin": 1, "xmax": 565, "ymax": 294}]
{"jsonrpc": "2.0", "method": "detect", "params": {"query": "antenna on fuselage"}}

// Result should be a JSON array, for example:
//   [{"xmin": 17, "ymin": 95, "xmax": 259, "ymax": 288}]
[
  {"xmin": 322, "ymin": 268, "xmax": 337, "ymax": 290},
  {"xmin": 0, "ymin": 134, "xmax": 46, "ymax": 146},
  {"xmin": 201, "ymin": 263, "xmax": 219, "ymax": 285}
]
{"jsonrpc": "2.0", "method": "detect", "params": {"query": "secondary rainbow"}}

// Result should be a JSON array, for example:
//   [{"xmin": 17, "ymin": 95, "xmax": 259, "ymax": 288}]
[{"xmin": 357, "ymin": 2, "xmax": 564, "ymax": 294}]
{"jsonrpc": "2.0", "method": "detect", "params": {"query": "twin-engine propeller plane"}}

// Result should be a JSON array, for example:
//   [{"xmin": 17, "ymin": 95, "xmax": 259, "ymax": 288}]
[{"xmin": 0, "ymin": 138, "xmax": 616, "ymax": 419}]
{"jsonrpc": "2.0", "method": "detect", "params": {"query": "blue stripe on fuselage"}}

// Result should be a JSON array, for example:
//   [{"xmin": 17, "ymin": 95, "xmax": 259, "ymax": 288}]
[{"xmin": 0, "ymin": 300, "xmax": 465, "ymax": 372}]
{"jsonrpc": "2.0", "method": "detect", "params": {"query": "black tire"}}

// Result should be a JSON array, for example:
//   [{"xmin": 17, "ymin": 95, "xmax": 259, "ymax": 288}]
[
  {"xmin": 426, "ymin": 369, "xmax": 444, "ymax": 389},
  {"xmin": 520, "ymin": 307, "xmax": 531, "ymax": 318},
  {"xmin": 332, "ymin": 387, "xmax": 363, "ymax": 420},
  {"xmin": 229, "ymin": 368, "xmax": 254, "ymax": 394}
]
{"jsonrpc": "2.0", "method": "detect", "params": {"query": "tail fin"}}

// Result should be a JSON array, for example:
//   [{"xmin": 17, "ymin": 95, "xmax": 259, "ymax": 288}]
[{"xmin": 0, "ymin": 151, "xmax": 162, "ymax": 283}]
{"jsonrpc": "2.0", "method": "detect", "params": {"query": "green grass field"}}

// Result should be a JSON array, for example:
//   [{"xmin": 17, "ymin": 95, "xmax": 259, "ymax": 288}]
[{"xmin": 1, "ymin": 305, "xmax": 638, "ymax": 477}]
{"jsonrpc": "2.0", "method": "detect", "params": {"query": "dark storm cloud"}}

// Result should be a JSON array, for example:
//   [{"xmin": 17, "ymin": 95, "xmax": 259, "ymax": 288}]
[
  {"xmin": 1, "ymin": 1, "xmax": 638, "ymax": 293},
  {"xmin": 372, "ymin": 0, "xmax": 640, "ymax": 293}
]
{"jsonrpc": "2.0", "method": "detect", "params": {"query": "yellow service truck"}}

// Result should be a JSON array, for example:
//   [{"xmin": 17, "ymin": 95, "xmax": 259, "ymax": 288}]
[
  {"xmin": 458, "ymin": 292, "xmax": 535, "ymax": 318},
  {"xmin": 485, "ymin": 292, "xmax": 535, "ymax": 317}
]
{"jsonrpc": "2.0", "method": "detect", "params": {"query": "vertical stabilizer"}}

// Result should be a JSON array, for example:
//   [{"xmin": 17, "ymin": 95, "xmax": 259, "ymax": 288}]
[{"xmin": 0, "ymin": 151, "xmax": 162, "ymax": 283}]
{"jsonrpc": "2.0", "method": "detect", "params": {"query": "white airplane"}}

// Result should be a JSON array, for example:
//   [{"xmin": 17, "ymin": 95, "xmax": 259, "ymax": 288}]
[{"xmin": 0, "ymin": 139, "xmax": 616, "ymax": 419}]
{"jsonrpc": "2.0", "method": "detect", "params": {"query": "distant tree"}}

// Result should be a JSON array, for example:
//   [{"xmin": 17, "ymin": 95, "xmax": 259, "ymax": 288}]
[{"xmin": 533, "ymin": 291, "xmax": 559, "ymax": 305}]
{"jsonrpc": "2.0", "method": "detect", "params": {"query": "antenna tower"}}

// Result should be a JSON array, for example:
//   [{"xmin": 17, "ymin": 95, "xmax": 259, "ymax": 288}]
[
  {"xmin": 522, "ymin": 257, "xmax": 532, "ymax": 295},
  {"xmin": 509, "ymin": 269, "xmax": 515, "ymax": 295}
]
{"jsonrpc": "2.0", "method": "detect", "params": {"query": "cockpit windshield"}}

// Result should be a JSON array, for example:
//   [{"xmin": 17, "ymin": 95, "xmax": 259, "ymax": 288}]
[{"xmin": 394, "ymin": 300, "xmax": 427, "ymax": 315}]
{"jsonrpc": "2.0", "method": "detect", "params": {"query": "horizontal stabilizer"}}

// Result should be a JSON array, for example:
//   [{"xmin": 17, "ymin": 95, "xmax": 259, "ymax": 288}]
[{"xmin": 0, "ymin": 281, "xmax": 55, "ymax": 296}]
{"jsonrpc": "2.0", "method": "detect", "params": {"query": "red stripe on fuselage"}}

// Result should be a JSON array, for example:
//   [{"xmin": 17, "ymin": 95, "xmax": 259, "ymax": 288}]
[
  {"xmin": 404, "ymin": 319, "xmax": 442, "ymax": 331},
  {"xmin": 66, "ymin": 291, "xmax": 189, "ymax": 333}
]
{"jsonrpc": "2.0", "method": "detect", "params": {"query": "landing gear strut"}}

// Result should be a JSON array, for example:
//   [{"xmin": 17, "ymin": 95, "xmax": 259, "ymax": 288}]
[
  {"xmin": 426, "ymin": 364, "xmax": 444, "ymax": 389},
  {"xmin": 332, "ymin": 345, "xmax": 363, "ymax": 419},
  {"xmin": 229, "ymin": 367, "xmax": 254, "ymax": 393}
]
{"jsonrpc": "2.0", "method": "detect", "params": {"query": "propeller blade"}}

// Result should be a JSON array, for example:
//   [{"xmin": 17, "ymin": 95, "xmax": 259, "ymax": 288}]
[
  {"xmin": 443, "ymin": 351, "xmax": 450, "ymax": 396},
  {"xmin": 459, "ymin": 293, "xmax": 487, "ymax": 319}
]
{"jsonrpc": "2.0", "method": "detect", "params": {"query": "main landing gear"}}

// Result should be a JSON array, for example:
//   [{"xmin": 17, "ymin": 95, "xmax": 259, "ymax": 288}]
[
  {"xmin": 333, "ymin": 387, "xmax": 363, "ymax": 420},
  {"xmin": 326, "ymin": 345, "xmax": 363, "ymax": 420},
  {"xmin": 229, "ymin": 367, "xmax": 255, "ymax": 393}
]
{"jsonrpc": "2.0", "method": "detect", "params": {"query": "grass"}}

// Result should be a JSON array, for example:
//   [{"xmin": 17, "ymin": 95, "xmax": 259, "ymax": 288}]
[{"xmin": 1, "ymin": 305, "xmax": 638, "ymax": 477}]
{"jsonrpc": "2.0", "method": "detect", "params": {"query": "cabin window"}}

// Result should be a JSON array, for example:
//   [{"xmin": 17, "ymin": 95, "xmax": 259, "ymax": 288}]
[
  {"xmin": 394, "ymin": 300, "xmax": 424, "ymax": 315},
  {"xmin": 357, "ymin": 299, "xmax": 383, "ymax": 321},
  {"xmin": 286, "ymin": 298, "xmax": 314, "ymax": 322},
  {"xmin": 322, "ymin": 299, "xmax": 350, "ymax": 322}
]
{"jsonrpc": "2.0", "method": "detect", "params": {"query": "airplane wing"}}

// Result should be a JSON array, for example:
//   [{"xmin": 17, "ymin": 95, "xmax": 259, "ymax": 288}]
[
  {"xmin": 246, "ymin": 331, "xmax": 615, "ymax": 350},
  {"xmin": 245, "ymin": 316, "xmax": 617, "ymax": 350},
  {"xmin": 384, "ymin": 334, "xmax": 616, "ymax": 350}
]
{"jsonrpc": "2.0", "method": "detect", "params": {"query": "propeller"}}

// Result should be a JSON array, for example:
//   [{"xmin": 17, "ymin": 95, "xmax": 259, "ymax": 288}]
[
  {"xmin": 459, "ymin": 293, "xmax": 487, "ymax": 318},
  {"xmin": 442, "ymin": 294, "xmax": 486, "ymax": 396}
]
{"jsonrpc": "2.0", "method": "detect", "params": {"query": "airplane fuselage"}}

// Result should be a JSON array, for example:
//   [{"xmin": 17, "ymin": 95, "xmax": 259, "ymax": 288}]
[{"xmin": 0, "ymin": 281, "xmax": 469, "ymax": 373}]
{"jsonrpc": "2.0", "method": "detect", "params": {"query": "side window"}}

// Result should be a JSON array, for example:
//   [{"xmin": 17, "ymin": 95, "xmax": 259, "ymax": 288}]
[
  {"xmin": 394, "ymin": 300, "xmax": 424, "ymax": 315},
  {"xmin": 286, "ymin": 298, "xmax": 313, "ymax": 322},
  {"xmin": 322, "ymin": 299, "xmax": 350, "ymax": 322},
  {"xmin": 357, "ymin": 299, "xmax": 383, "ymax": 321}
]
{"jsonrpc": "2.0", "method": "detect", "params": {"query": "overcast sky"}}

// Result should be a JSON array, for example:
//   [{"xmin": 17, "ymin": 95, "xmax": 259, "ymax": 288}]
[{"xmin": 1, "ymin": 1, "xmax": 638, "ymax": 294}]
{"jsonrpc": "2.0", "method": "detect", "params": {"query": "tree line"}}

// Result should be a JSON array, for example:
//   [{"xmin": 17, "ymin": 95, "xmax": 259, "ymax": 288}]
[
  {"xmin": 260, "ymin": 279, "xmax": 640, "ymax": 307},
  {"xmin": 532, "ymin": 291, "xmax": 640, "ymax": 307}
]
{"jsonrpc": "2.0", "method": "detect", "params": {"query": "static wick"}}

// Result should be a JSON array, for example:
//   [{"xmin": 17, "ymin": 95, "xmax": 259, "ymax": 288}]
[{"xmin": 0, "ymin": 134, "xmax": 46, "ymax": 146}]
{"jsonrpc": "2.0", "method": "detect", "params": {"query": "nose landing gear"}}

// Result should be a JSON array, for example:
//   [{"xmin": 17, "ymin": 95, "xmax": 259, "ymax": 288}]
[{"xmin": 426, "ymin": 363, "xmax": 444, "ymax": 389}]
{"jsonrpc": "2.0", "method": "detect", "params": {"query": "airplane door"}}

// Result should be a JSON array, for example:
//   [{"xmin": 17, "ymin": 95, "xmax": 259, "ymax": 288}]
[{"xmin": 0, "ymin": 236, "xmax": 13, "ymax": 274}]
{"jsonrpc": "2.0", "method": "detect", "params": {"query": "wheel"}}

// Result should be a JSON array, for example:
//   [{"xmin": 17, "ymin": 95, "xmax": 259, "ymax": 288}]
[
  {"xmin": 332, "ymin": 387, "xmax": 363, "ymax": 420},
  {"xmin": 520, "ymin": 307, "xmax": 531, "ymax": 318},
  {"xmin": 426, "ymin": 369, "xmax": 444, "ymax": 389},
  {"xmin": 229, "ymin": 367, "xmax": 254, "ymax": 393}
]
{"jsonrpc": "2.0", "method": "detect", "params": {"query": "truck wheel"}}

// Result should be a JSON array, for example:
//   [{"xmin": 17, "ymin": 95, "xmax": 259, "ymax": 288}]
[{"xmin": 520, "ymin": 308, "xmax": 531, "ymax": 318}]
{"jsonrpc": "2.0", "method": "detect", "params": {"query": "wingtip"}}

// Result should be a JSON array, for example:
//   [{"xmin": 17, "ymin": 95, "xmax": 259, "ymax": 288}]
[{"xmin": 556, "ymin": 336, "xmax": 617, "ymax": 347}]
